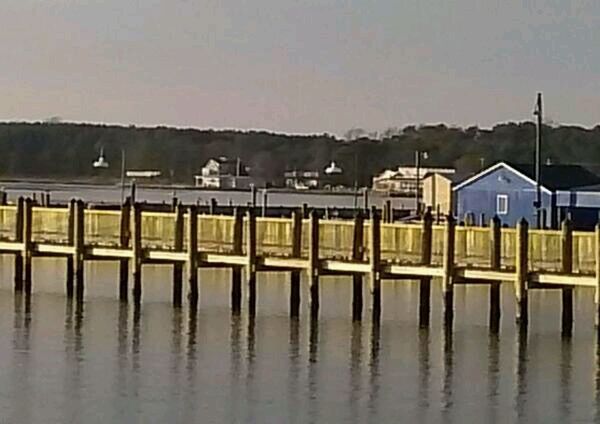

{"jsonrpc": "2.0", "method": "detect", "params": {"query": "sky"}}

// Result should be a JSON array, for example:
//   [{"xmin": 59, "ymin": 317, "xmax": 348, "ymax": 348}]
[{"xmin": 2, "ymin": 0, "xmax": 600, "ymax": 135}]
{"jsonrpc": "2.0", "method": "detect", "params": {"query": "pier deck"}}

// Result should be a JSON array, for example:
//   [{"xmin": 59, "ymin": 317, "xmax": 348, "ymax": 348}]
[{"xmin": 1, "ymin": 198, "xmax": 598, "ymax": 333}]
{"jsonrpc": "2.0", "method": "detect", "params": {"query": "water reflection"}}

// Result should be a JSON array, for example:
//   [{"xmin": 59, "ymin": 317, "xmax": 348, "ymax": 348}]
[
  {"xmin": 514, "ymin": 330, "xmax": 528, "ymax": 420},
  {"xmin": 441, "ymin": 327, "xmax": 454, "ymax": 418},
  {"xmin": 487, "ymin": 333, "xmax": 500, "ymax": 423},
  {"xmin": 1, "ymin": 276, "xmax": 600, "ymax": 422}
]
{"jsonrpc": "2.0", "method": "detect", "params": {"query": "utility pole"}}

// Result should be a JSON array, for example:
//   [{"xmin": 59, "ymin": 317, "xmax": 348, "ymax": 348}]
[{"xmin": 533, "ymin": 93, "xmax": 543, "ymax": 229}]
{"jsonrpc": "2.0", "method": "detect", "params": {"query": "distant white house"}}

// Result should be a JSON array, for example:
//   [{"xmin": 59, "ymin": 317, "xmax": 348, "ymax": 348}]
[
  {"xmin": 194, "ymin": 157, "xmax": 253, "ymax": 189},
  {"xmin": 372, "ymin": 166, "xmax": 455, "ymax": 195},
  {"xmin": 284, "ymin": 170, "xmax": 320, "ymax": 190}
]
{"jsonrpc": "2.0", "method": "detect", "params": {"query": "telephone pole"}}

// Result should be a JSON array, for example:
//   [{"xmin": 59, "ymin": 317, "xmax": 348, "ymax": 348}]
[{"xmin": 533, "ymin": 92, "xmax": 543, "ymax": 228}]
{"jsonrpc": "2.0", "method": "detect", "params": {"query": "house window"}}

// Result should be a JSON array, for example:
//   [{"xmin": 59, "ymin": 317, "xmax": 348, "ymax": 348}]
[{"xmin": 496, "ymin": 194, "xmax": 508, "ymax": 215}]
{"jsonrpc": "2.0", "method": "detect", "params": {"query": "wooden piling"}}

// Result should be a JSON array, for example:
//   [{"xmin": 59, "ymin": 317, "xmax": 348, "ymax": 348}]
[
  {"xmin": 595, "ymin": 224, "xmax": 600, "ymax": 328},
  {"xmin": 515, "ymin": 219, "xmax": 529, "ymax": 328},
  {"xmin": 209, "ymin": 198, "xmax": 217, "ymax": 215},
  {"xmin": 246, "ymin": 209, "xmax": 257, "ymax": 315},
  {"xmin": 352, "ymin": 211, "xmax": 365, "ymax": 321},
  {"xmin": 66, "ymin": 199, "xmax": 76, "ymax": 298},
  {"xmin": 22, "ymin": 198, "xmax": 33, "ymax": 295},
  {"xmin": 172, "ymin": 202, "xmax": 184, "ymax": 307},
  {"xmin": 231, "ymin": 207, "xmax": 244, "ymax": 312},
  {"xmin": 261, "ymin": 189, "xmax": 268, "ymax": 217},
  {"xmin": 369, "ymin": 207, "xmax": 382, "ymax": 322},
  {"xmin": 14, "ymin": 197, "xmax": 24, "ymax": 292},
  {"xmin": 119, "ymin": 200, "xmax": 131, "ymax": 302},
  {"xmin": 290, "ymin": 209, "xmax": 303, "ymax": 317},
  {"xmin": 561, "ymin": 218, "xmax": 573, "ymax": 336},
  {"xmin": 0, "ymin": 190, "xmax": 6, "ymax": 205},
  {"xmin": 74, "ymin": 200, "xmax": 85, "ymax": 301},
  {"xmin": 308, "ymin": 210, "xmax": 320, "ymax": 317},
  {"xmin": 187, "ymin": 205, "xmax": 199, "ymax": 307},
  {"xmin": 489, "ymin": 215, "xmax": 502, "ymax": 332},
  {"xmin": 442, "ymin": 214, "xmax": 455, "ymax": 326},
  {"xmin": 131, "ymin": 203, "xmax": 142, "ymax": 305},
  {"xmin": 419, "ymin": 210, "xmax": 433, "ymax": 327}
]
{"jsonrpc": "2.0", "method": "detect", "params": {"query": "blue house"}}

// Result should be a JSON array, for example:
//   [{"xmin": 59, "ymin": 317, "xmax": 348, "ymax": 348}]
[{"xmin": 453, "ymin": 162, "xmax": 600, "ymax": 228}]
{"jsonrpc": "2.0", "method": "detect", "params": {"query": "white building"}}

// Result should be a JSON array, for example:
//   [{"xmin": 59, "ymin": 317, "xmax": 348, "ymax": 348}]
[
  {"xmin": 372, "ymin": 166, "xmax": 455, "ymax": 195},
  {"xmin": 194, "ymin": 157, "xmax": 253, "ymax": 189}
]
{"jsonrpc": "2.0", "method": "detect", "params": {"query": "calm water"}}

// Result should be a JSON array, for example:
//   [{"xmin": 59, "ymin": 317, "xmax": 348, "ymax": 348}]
[
  {"xmin": 1, "ymin": 256, "xmax": 600, "ymax": 423},
  {"xmin": 0, "ymin": 181, "xmax": 411, "ymax": 209}
]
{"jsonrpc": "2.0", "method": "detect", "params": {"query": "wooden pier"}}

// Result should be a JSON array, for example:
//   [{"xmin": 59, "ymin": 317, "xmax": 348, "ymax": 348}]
[{"xmin": 1, "ymin": 197, "xmax": 600, "ymax": 333}]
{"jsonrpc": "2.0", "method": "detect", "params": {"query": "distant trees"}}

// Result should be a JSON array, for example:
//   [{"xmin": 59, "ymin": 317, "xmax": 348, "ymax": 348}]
[{"xmin": 1, "ymin": 121, "xmax": 600, "ymax": 186}]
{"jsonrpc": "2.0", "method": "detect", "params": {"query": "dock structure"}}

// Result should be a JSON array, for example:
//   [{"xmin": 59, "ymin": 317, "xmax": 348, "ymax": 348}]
[{"xmin": 1, "ymin": 197, "xmax": 600, "ymax": 331}]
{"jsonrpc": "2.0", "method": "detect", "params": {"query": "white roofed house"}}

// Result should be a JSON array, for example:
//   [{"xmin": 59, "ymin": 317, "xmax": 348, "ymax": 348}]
[
  {"xmin": 194, "ymin": 157, "xmax": 253, "ymax": 189},
  {"xmin": 372, "ymin": 166, "xmax": 456, "ymax": 195}
]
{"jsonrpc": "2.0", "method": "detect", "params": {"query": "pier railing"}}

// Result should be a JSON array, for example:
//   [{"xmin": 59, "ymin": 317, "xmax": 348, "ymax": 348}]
[{"xmin": 1, "ymin": 199, "xmax": 599, "ymax": 332}]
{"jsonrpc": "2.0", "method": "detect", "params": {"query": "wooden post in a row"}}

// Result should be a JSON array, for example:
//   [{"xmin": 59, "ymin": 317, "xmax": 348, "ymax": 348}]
[
  {"xmin": 14, "ymin": 197, "xmax": 24, "ymax": 292},
  {"xmin": 231, "ymin": 207, "xmax": 244, "ymax": 313},
  {"xmin": 172, "ymin": 202, "xmax": 184, "ymax": 307},
  {"xmin": 561, "ymin": 218, "xmax": 573, "ymax": 336},
  {"xmin": 66, "ymin": 199, "xmax": 75, "ymax": 298},
  {"xmin": 131, "ymin": 203, "xmax": 142, "ymax": 305},
  {"xmin": 442, "ymin": 215, "xmax": 456, "ymax": 327},
  {"xmin": 308, "ymin": 210, "xmax": 320, "ymax": 317},
  {"xmin": 515, "ymin": 218, "xmax": 529, "ymax": 329},
  {"xmin": 489, "ymin": 215, "xmax": 502, "ymax": 332},
  {"xmin": 0, "ymin": 190, "xmax": 7, "ymax": 205},
  {"xmin": 290, "ymin": 209, "xmax": 303, "ymax": 317},
  {"xmin": 352, "ymin": 211, "xmax": 364, "ymax": 321},
  {"xmin": 595, "ymin": 223, "xmax": 600, "ymax": 329},
  {"xmin": 22, "ymin": 198, "xmax": 33, "ymax": 295},
  {"xmin": 73, "ymin": 199, "xmax": 85, "ymax": 301},
  {"xmin": 187, "ymin": 206, "xmax": 199, "ymax": 307},
  {"xmin": 419, "ymin": 211, "xmax": 433, "ymax": 327},
  {"xmin": 119, "ymin": 200, "xmax": 131, "ymax": 302},
  {"xmin": 369, "ymin": 207, "xmax": 382, "ymax": 322},
  {"xmin": 246, "ymin": 209, "xmax": 257, "ymax": 315}
]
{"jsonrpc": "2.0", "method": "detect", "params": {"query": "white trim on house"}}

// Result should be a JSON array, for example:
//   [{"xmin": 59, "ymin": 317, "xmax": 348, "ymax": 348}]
[{"xmin": 452, "ymin": 162, "xmax": 552, "ymax": 194}]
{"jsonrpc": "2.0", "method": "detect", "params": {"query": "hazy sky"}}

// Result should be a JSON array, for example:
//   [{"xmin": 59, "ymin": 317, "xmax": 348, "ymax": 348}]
[{"xmin": 2, "ymin": 0, "xmax": 600, "ymax": 135}]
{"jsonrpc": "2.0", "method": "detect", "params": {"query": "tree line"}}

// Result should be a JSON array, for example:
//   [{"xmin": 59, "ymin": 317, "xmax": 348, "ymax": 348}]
[{"xmin": 1, "ymin": 121, "xmax": 600, "ymax": 186}]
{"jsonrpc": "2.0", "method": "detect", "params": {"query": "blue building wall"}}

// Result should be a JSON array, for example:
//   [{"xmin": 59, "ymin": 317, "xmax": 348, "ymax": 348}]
[{"xmin": 454, "ymin": 165, "xmax": 553, "ymax": 227}]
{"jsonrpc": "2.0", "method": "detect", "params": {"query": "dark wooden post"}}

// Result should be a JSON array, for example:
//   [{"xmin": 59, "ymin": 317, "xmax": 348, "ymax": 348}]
[
  {"xmin": 66, "ymin": 199, "xmax": 76, "ymax": 298},
  {"xmin": 22, "ymin": 198, "xmax": 33, "ymax": 295},
  {"xmin": 172, "ymin": 202, "xmax": 184, "ymax": 307},
  {"xmin": 246, "ymin": 209, "xmax": 257, "ymax": 315},
  {"xmin": 363, "ymin": 189, "xmax": 369, "ymax": 212},
  {"xmin": 14, "ymin": 197, "xmax": 24, "ymax": 292},
  {"xmin": 561, "ymin": 218, "xmax": 573, "ymax": 336},
  {"xmin": 187, "ymin": 205, "xmax": 199, "ymax": 307},
  {"xmin": 370, "ymin": 207, "xmax": 382, "ymax": 322},
  {"xmin": 489, "ymin": 215, "xmax": 502, "ymax": 332},
  {"xmin": 119, "ymin": 200, "xmax": 131, "ymax": 302},
  {"xmin": 251, "ymin": 184, "xmax": 257, "ymax": 208},
  {"xmin": 442, "ymin": 214, "xmax": 456, "ymax": 327},
  {"xmin": 131, "ymin": 203, "xmax": 142, "ymax": 305},
  {"xmin": 209, "ymin": 198, "xmax": 217, "ymax": 215},
  {"xmin": 74, "ymin": 200, "xmax": 85, "ymax": 301},
  {"xmin": 231, "ymin": 207, "xmax": 244, "ymax": 313},
  {"xmin": 290, "ymin": 209, "xmax": 303, "ymax": 317},
  {"xmin": 419, "ymin": 210, "xmax": 433, "ymax": 327},
  {"xmin": 385, "ymin": 200, "xmax": 392, "ymax": 223},
  {"xmin": 515, "ymin": 218, "xmax": 529, "ymax": 328},
  {"xmin": 0, "ymin": 190, "xmax": 6, "ymax": 205},
  {"xmin": 308, "ymin": 210, "xmax": 320, "ymax": 317},
  {"xmin": 302, "ymin": 203, "xmax": 309, "ymax": 219},
  {"xmin": 595, "ymin": 223, "xmax": 600, "ymax": 328},
  {"xmin": 352, "ymin": 211, "xmax": 365, "ymax": 321}
]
